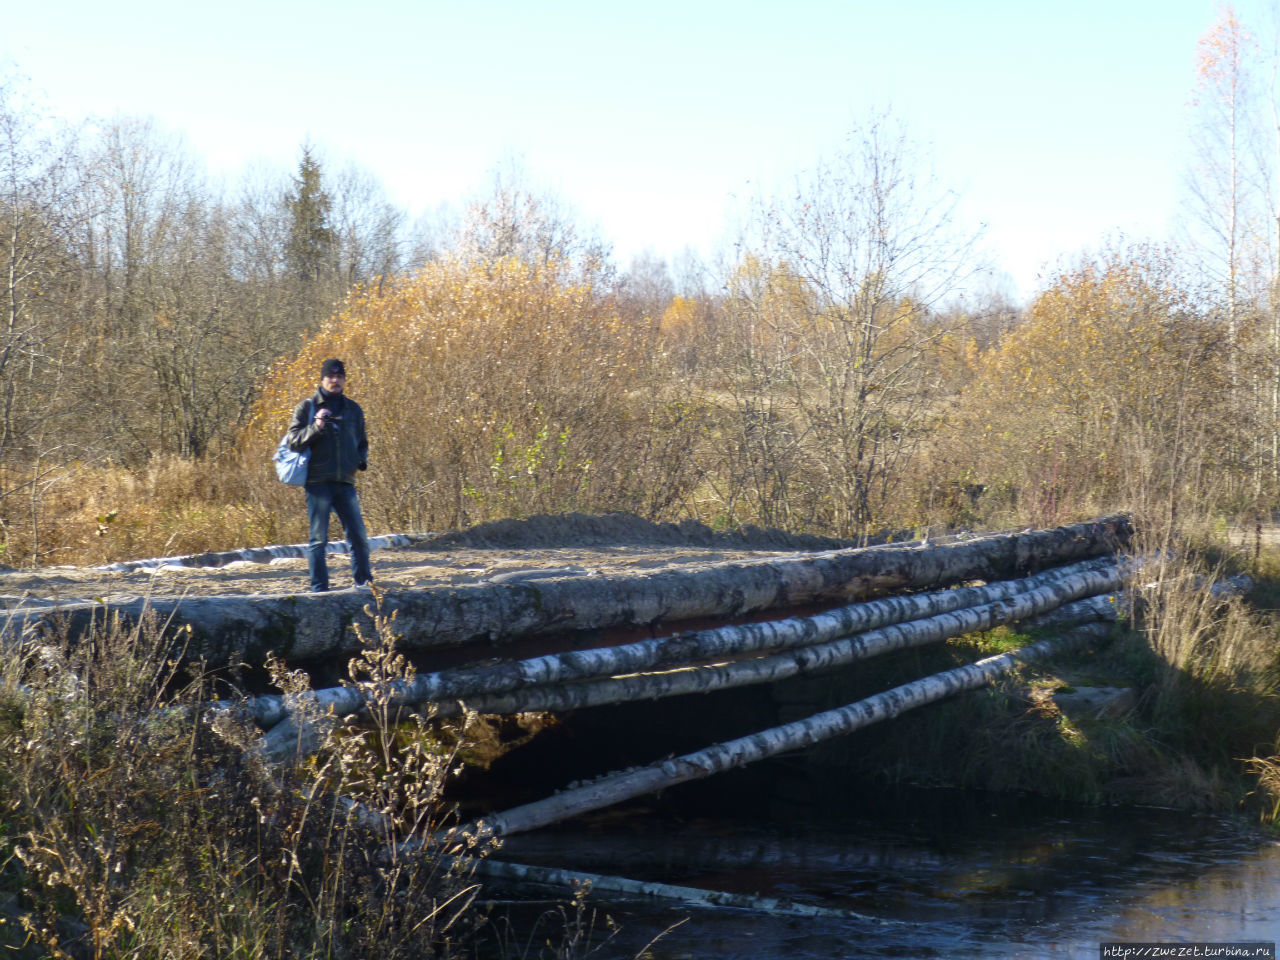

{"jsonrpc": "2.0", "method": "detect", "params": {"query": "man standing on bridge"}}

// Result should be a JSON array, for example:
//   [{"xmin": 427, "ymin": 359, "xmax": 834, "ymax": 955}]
[{"xmin": 285, "ymin": 358, "xmax": 374, "ymax": 593}]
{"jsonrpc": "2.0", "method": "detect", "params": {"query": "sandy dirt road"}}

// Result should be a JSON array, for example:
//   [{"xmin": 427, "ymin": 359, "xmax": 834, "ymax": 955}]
[{"xmin": 0, "ymin": 513, "xmax": 857, "ymax": 610}]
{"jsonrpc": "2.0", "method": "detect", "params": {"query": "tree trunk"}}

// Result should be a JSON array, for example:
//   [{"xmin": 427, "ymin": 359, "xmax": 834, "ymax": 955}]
[
  {"xmin": 258, "ymin": 565, "xmax": 1120, "ymax": 760},
  {"xmin": 471, "ymin": 858, "xmax": 890, "ymax": 921},
  {"xmin": 242, "ymin": 555, "xmax": 1118, "ymax": 727},
  {"xmin": 335, "ymin": 799, "xmax": 890, "ymax": 920},
  {"xmin": 473, "ymin": 624, "xmax": 1109, "ymax": 838},
  {"xmin": 16, "ymin": 515, "xmax": 1131, "ymax": 667},
  {"xmin": 443, "ymin": 568, "xmax": 1117, "ymax": 719}
]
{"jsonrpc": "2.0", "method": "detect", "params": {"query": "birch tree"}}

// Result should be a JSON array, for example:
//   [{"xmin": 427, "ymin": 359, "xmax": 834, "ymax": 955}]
[
  {"xmin": 1189, "ymin": 6, "xmax": 1260, "ymax": 336},
  {"xmin": 0, "ymin": 72, "xmax": 92, "ymax": 561},
  {"xmin": 1186, "ymin": 6, "xmax": 1274, "ymax": 492},
  {"xmin": 731, "ymin": 113, "xmax": 977, "ymax": 536}
]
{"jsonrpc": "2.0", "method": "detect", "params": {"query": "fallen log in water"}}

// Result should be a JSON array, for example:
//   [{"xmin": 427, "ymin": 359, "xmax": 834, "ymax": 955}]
[
  {"xmin": 236, "ymin": 555, "xmax": 1118, "ymax": 729},
  {"xmin": 471, "ymin": 858, "xmax": 894, "ymax": 921},
  {"xmin": 472, "ymin": 623, "xmax": 1110, "ymax": 838},
  {"xmin": 258, "ymin": 561, "xmax": 1121, "ymax": 760},
  {"xmin": 334, "ymin": 801, "xmax": 894, "ymax": 921},
  {"xmin": 8, "ymin": 515, "xmax": 1131, "ymax": 666}
]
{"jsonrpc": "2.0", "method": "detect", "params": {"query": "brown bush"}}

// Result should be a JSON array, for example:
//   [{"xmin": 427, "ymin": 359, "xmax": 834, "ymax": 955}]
[
  {"xmin": 239, "ymin": 257, "xmax": 707, "ymax": 535},
  {"xmin": 934, "ymin": 248, "xmax": 1242, "ymax": 529}
]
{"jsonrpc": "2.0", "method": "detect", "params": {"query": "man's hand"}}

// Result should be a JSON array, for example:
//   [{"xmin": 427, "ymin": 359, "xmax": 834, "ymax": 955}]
[{"xmin": 314, "ymin": 408, "xmax": 333, "ymax": 429}]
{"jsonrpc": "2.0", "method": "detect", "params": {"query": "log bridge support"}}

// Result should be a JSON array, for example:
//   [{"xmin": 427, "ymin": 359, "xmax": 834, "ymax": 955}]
[
  {"xmin": 10, "ymin": 514, "xmax": 1138, "ymax": 914},
  {"xmin": 204, "ymin": 514, "xmax": 1131, "ymax": 822}
]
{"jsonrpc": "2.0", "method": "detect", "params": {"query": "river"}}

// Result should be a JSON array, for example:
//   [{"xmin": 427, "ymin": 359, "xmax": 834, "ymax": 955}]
[{"xmin": 493, "ymin": 769, "xmax": 1280, "ymax": 959}]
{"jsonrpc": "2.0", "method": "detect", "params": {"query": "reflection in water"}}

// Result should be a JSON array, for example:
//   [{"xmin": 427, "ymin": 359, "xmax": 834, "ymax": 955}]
[{"xmin": 494, "ymin": 771, "xmax": 1280, "ymax": 959}]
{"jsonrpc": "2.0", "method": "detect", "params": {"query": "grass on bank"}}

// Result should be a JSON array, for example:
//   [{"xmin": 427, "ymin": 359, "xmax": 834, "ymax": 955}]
[
  {"xmin": 0, "ymin": 599, "xmax": 641, "ymax": 960},
  {"xmin": 803, "ymin": 542, "xmax": 1280, "ymax": 822}
]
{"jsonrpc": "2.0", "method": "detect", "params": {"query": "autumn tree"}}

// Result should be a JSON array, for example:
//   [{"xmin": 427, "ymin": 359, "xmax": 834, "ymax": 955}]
[
  {"xmin": 714, "ymin": 115, "xmax": 976, "ymax": 536},
  {"xmin": 0, "ymin": 74, "xmax": 432, "ymax": 562},
  {"xmin": 452, "ymin": 160, "xmax": 613, "ymax": 280},
  {"xmin": 1185, "ymin": 6, "xmax": 1280, "ymax": 493},
  {"xmin": 944, "ymin": 247, "xmax": 1240, "ymax": 528},
  {"xmin": 0, "ymin": 71, "xmax": 94, "ymax": 561},
  {"xmin": 657, "ymin": 293, "xmax": 721, "ymax": 372},
  {"xmin": 66, "ymin": 120, "xmax": 278, "ymax": 459},
  {"xmin": 328, "ymin": 161, "xmax": 407, "ymax": 289},
  {"xmin": 242, "ymin": 257, "xmax": 706, "ymax": 535},
  {"xmin": 616, "ymin": 249, "xmax": 675, "ymax": 325}
]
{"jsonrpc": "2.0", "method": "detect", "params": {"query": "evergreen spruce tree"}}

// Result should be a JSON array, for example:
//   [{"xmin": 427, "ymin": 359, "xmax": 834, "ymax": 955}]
[{"xmin": 284, "ymin": 146, "xmax": 335, "ymax": 283}]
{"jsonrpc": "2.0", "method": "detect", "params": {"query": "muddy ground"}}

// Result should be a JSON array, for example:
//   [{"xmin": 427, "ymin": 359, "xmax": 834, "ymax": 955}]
[{"xmin": 0, "ymin": 512, "xmax": 861, "ymax": 608}]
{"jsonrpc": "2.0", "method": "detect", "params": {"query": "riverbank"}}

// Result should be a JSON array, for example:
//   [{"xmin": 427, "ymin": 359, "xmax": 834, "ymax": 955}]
[
  {"xmin": 789, "ymin": 551, "xmax": 1280, "ymax": 821},
  {"xmin": 2, "ymin": 514, "xmax": 1276, "ymax": 958}
]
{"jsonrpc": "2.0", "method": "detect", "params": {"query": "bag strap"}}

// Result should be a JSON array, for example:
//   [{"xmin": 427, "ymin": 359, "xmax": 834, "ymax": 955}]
[{"xmin": 287, "ymin": 399, "xmax": 313, "ymax": 441}]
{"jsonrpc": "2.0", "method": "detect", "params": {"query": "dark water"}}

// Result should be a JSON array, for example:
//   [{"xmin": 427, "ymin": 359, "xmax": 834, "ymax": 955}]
[{"xmin": 494, "ymin": 775, "xmax": 1280, "ymax": 959}]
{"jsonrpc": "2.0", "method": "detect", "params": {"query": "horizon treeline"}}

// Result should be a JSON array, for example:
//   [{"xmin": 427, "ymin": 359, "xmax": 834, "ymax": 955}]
[{"xmin": 3, "ymin": 6, "xmax": 1279, "ymax": 565}]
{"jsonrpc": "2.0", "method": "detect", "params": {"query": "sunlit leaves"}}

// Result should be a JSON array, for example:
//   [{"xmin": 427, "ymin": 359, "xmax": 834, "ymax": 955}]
[
  {"xmin": 1195, "ymin": 5, "xmax": 1252, "ymax": 99},
  {"xmin": 244, "ymin": 257, "xmax": 701, "ymax": 530},
  {"xmin": 946, "ymin": 248, "xmax": 1239, "ymax": 522}
]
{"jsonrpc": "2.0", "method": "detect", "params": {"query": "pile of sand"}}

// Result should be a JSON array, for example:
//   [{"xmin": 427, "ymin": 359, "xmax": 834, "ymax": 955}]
[{"xmin": 425, "ymin": 512, "xmax": 855, "ymax": 552}]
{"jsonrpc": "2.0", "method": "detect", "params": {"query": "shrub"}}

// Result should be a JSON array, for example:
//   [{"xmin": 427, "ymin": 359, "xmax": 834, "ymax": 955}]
[
  {"xmin": 0, "ymin": 601, "xmax": 485, "ymax": 959},
  {"xmin": 239, "ymin": 257, "xmax": 708, "ymax": 535}
]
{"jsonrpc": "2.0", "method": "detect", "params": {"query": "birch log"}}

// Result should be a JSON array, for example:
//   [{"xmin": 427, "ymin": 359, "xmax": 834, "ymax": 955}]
[
  {"xmin": 333, "ymin": 796, "xmax": 891, "ymax": 920},
  {"xmin": 238, "ymin": 555, "xmax": 1118, "ymax": 730},
  {"xmin": 473, "ymin": 623, "xmax": 1110, "ymax": 838},
  {"xmin": 9, "ymin": 515, "xmax": 1130, "ymax": 666},
  {"xmin": 471, "ymin": 858, "xmax": 893, "ymax": 921},
  {"xmin": 259, "ymin": 564, "xmax": 1120, "ymax": 760},
  {"xmin": 1021, "ymin": 592, "xmax": 1123, "ymax": 631},
  {"xmin": 442, "ymin": 566, "xmax": 1119, "ymax": 718}
]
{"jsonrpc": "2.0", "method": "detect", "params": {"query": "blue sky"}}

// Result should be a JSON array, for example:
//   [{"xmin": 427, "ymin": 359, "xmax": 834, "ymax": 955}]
[{"xmin": 1, "ymin": 0, "xmax": 1258, "ymax": 299}]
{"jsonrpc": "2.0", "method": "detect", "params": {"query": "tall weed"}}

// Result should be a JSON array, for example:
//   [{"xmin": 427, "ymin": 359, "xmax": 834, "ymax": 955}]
[
  {"xmin": 1122, "ymin": 530, "xmax": 1280, "ymax": 807},
  {"xmin": 0, "ymin": 599, "xmax": 485, "ymax": 958}
]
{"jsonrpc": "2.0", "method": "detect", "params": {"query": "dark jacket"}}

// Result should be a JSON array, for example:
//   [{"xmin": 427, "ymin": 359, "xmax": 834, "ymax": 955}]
[{"xmin": 286, "ymin": 389, "xmax": 368, "ymax": 485}]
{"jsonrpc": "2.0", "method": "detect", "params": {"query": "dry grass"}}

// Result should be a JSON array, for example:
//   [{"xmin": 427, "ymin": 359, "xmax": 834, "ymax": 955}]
[
  {"xmin": 0, "ymin": 591, "xmax": 648, "ymax": 958},
  {"xmin": 0, "ymin": 458, "xmax": 284, "ymax": 568},
  {"xmin": 0, "ymin": 599, "xmax": 495, "ymax": 958}
]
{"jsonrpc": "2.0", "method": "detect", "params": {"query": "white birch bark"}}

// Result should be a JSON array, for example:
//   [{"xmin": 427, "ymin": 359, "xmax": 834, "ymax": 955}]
[
  {"xmin": 13, "ymin": 514, "xmax": 1132, "ymax": 666},
  {"xmin": 240, "ymin": 555, "xmax": 1118, "ymax": 729},
  {"xmin": 1020, "ymin": 592, "xmax": 1123, "ymax": 631},
  {"xmin": 470, "ymin": 858, "xmax": 893, "ymax": 921},
  {"xmin": 441, "ymin": 566, "xmax": 1119, "ymax": 720},
  {"xmin": 473, "ymin": 623, "xmax": 1110, "ymax": 838},
  {"xmin": 256, "ymin": 564, "xmax": 1119, "ymax": 760},
  {"xmin": 332, "ymin": 797, "xmax": 891, "ymax": 920}
]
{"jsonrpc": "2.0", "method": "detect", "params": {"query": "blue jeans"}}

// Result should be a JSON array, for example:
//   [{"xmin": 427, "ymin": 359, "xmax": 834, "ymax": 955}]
[{"xmin": 304, "ymin": 481, "xmax": 373, "ymax": 592}]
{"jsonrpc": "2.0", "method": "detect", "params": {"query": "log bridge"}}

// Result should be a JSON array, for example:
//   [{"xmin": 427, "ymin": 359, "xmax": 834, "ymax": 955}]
[{"xmin": 8, "ymin": 515, "xmax": 1136, "ymax": 911}]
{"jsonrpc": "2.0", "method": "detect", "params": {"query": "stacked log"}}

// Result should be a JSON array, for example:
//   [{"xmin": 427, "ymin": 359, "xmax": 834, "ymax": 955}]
[
  {"xmin": 471, "ymin": 624, "xmax": 1111, "ymax": 838},
  {"xmin": 11, "ymin": 514, "xmax": 1130, "ymax": 667},
  {"xmin": 254, "ymin": 555, "xmax": 1124, "ymax": 758},
  {"xmin": 8, "ymin": 515, "xmax": 1145, "ymax": 915}
]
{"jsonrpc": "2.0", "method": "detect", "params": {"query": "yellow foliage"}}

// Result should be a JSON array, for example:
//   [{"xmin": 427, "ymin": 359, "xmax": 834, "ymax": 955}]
[
  {"xmin": 242, "ymin": 257, "xmax": 700, "ymax": 532},
  {"xmin": 944, "ymin": 248, "xmax": 1238, "ymax": 524},
  {"xmin": 1196, "ymin": 6, "xmax": 1252, "ymax": 95},
  {"xmin": 659, "ymin": 296, "xmax": 699, "ymax": 340}
]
